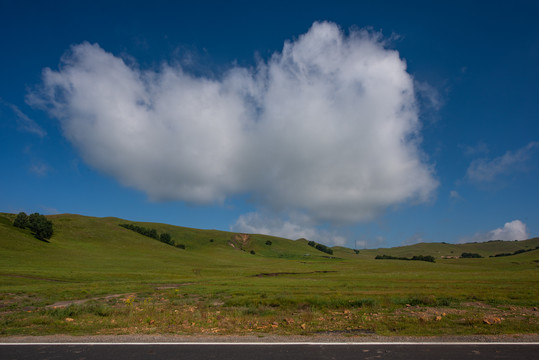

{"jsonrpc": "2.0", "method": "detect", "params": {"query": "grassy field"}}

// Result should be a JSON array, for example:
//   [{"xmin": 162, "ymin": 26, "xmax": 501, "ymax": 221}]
[{"xmin": 1, "ymin": 213, "xmax": 538, "ymax": 337}]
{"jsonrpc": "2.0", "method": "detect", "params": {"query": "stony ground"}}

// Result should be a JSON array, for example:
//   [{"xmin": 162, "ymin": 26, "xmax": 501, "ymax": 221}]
[{"xmin": 1, "ymin": 333, "xmax": 538, "ymax": 343}]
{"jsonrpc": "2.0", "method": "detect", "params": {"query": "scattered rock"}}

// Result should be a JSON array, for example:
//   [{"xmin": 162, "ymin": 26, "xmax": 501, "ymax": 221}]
[
  {"xmin": 283, "ymin": 318, "xmax": 295, "ymax": 325},
  {"xmin": 483, "ymin": 317, "xmax": 502, "ymax": 325}
]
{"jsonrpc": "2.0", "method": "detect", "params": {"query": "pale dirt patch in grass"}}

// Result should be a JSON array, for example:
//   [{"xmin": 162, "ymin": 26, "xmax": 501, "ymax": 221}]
[
  {"xmin": 393, "ymin": 302, "xmax": 539, "ymax": 327},
  {"xmin": 45, "ymin": 293, "xmax": 135, "ymax": 309}
]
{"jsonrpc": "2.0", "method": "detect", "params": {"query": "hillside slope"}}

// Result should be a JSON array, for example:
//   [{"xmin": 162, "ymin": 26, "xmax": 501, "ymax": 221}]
[
  {"xmin": 0, "ymin": 213, "xmax": 338, "ymax": 297},
  {"xmin": 357, "ymin": 238, "xmax": 539, "ymax": 259},
  {"xmin": 1, "ymin": 213, "xmax": 538, "ymax": 337}
]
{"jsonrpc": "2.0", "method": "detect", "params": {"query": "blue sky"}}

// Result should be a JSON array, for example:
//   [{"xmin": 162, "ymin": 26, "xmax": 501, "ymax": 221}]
[{"xmin": 1, "ymin": 0, "xmax": 538, "ymax": 248}]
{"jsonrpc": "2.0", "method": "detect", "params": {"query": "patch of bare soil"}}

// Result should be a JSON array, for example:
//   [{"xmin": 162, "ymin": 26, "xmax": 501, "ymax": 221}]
[
  {"xmin": 228, "ymin": 234, "xmax": 251, "ymax": 250},
  {"xmin": 395, "ymin": 302, "xmax": 539, "ymax": 325},
  {"xmin": 45, "ymin": 293, "xmax": 135, "ymax": 309},
  {"xmin": 154, "ymin": 283, "xmax": 195, "ymax": 290}
]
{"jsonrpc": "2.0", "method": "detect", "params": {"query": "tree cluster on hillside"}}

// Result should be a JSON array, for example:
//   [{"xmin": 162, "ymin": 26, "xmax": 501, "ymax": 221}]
[
  {"xmin": 13, "ymin": 212, "xmax": 53, "ymax": 241},
  {"xmin": 375, "ymin": 254, "xmax": 436, "ymax": 263},
  {"xmin": 119, "ymin": 223, "xmax": 185, "ymax": 249},
  {"xmin": 460, "ymin": 252, "xmax": 483, "ymax": 258},
  {"xmin": 490, "ymin": 246, "xmax": 539, "ymax": 257},
  {"xmin": 307, "ymin": 240, "xmax": 334, "ymax": 255}
]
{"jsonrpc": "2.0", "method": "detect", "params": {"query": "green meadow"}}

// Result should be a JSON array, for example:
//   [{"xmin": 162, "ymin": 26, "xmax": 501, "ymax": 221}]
[{"xmin": 1, "ymin": 213, "xmax": 538, "ymax": 337}]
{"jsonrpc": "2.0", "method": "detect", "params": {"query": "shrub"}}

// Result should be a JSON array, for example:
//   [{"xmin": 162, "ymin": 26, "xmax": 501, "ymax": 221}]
[
  {"xmin": 13, "ymin": 212, "xmax": 28, "ymax": 229},
  {"xmin": 306, "ymin": 240, "xmax": 333, "ymax": 255},
  {"xmin": 491, "ymin": 247, "xmax": 539, "ymax": 257},
  {"xmin": 461, "ymin": 252, "xmax": 482, "ymax": 258},
  {"xmin": 160, "ymin": 233, "xmax": 173, "ymax": 245},
  {"xmin": 15, "ymin": 212, "xmax": 53, "ymax": 241},
  {"xmin": 265, "ymin": 240, "xmax": 272, "ymax": 246},
  {"xmin": 375, "ymin": 254, "xmax": 435, "ymax": 263},
  {"xmin": 120, "ymin": 224, "xmax": 177, "ymax": 248},
  {"xmin": 411, "ymin": 255, "xmax": 436, "ymax": 263},
  {"xmin": 315, "ymin": 243, "xmax": 333, "ymax": 255}
]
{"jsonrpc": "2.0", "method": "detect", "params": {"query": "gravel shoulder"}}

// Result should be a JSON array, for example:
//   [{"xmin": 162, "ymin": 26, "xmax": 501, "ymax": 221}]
[{"xmin": 1, "ymin": 334, "xmax": 538, "ymax": 343}]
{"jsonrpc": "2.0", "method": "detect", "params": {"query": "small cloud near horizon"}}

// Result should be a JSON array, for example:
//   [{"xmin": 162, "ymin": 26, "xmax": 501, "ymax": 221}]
[{"xmin": 459, "ymin": 219, "xmax": 530, "ymax": 243}]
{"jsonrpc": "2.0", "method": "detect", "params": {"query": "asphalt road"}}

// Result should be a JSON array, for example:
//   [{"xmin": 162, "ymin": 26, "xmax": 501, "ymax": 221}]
[{"xmin": 1, "ymin": 343, "xmax": 538, "ymax": 360}]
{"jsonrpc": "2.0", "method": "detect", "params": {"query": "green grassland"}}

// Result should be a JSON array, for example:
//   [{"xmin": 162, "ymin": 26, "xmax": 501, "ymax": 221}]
[{"xmin": 1, "ymin": 213, "xmax": 538, "ymax": 337}]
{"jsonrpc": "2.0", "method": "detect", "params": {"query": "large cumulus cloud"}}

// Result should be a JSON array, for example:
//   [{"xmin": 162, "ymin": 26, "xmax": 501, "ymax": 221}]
[{"xmin": 29, "ymin": 21, "xmax": 437, "ymax": 225}]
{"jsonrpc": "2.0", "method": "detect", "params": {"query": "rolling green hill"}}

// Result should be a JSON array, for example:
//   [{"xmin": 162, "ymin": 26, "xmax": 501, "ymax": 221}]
[
  {"xmin": 1, "ymin": 212, "xmax": 538, "ymax": 337},
  {"xmin": 359, "ymin": 238, "xmax": 539, "ymax": 259}
]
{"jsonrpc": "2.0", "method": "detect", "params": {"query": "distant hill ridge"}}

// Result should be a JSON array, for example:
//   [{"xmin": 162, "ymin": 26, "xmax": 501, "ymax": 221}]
[{"xmin": 1, "ymin": 212, "xmax": 538, "ymax": 260}]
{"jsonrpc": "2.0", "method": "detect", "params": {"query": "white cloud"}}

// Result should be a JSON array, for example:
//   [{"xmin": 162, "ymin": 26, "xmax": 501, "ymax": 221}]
[
  {"xmin": 449, "ymin": 190, "xmax": 461, "ymax": 199},
  {"xmin": 403, "ymin": 232, "xmax": 426, "ymax": 245},
  {"xmin": 467, "ymin": 142, "xmax": 539, "ymax": 183},
  {"xmin": 460, "ymin": 220, "xmax": 529, "ymax": 243},
  {"xmin": 489, "ymin": 220, "xmax": 529, "ymax": 241},
  {"xmin": 1, "ymin": 99, "xmax": 46, "ymax": 137},
  {"xmin": 460, "ymin": 142, "xmax": 489, "ymax": 157},
  {"xmin": 28, "ymin": 162, "xmax": 50, "ymax": 176},
  {"xmin": 414, "ymin": 81, "xmax": 442, "ymax": 111},
  {"xmin": 29, "ymin": 21, "xmax": 437, "ymax": 225},
  {"xmin": 232, "ymin": 212, "xmax": 347, "ymax": 246}
]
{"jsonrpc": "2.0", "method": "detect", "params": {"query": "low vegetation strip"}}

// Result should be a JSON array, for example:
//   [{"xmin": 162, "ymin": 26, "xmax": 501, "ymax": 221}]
[
  {"xmin": 491, "ymin": 247, "xmax": 539, "ymax": 258},
  {"xmin": 374, "ymin": 254, "xmax": 436, "ymax": 263},
  {"xmin": 252, "ymin": 271, "xmax": 338, "ymax": 277},
  {"xmin": 307, "ymin": 240, "xmax": 334, "ymax": 255},
  {"xmin": 119, "ymin": 223, "xmax": 185, "ymax": 249}
]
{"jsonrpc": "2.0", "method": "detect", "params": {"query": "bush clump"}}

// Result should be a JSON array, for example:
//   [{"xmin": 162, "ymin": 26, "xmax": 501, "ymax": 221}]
[
  {"xmin": 375, "ymin": 254, "xmax": 435, "ymax": 263},
  {"xmin": 461, "ymin": 252, "xmax": 483, "ymax": 258},
  {"xmin": 491, "ymin": 246, "xmax": 539, "ymax": 257},
  {"xmin": 307, "ymin": 240, "xmax": 333, "ymax": 255},
  {"xmin": 119, "ymin": 223, "xmax": 176, "ymax": 248},
  {"xmin": 13, "ymin": 212, "xmax": 53, "ymax": 241}
]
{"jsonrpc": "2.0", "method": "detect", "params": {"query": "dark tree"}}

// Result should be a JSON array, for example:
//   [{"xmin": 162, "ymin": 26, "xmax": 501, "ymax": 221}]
[
  {"xmin": 315, "ymin": 243, "xmax": 333, "ymax": 255},
  {"xmin": 26, "ymin": 213, "xmax": 53, "ymax": 241},
  {"xmin": 461, "ymin": 252, "xmax": 482, "ymax": 258},
  {"xmin": 13, "ymin": 212, "xmax": 29, "ymax": 228},
  {"xmin": 160, "ymin": 232, "xmax": 172, "ymax": 245}
]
